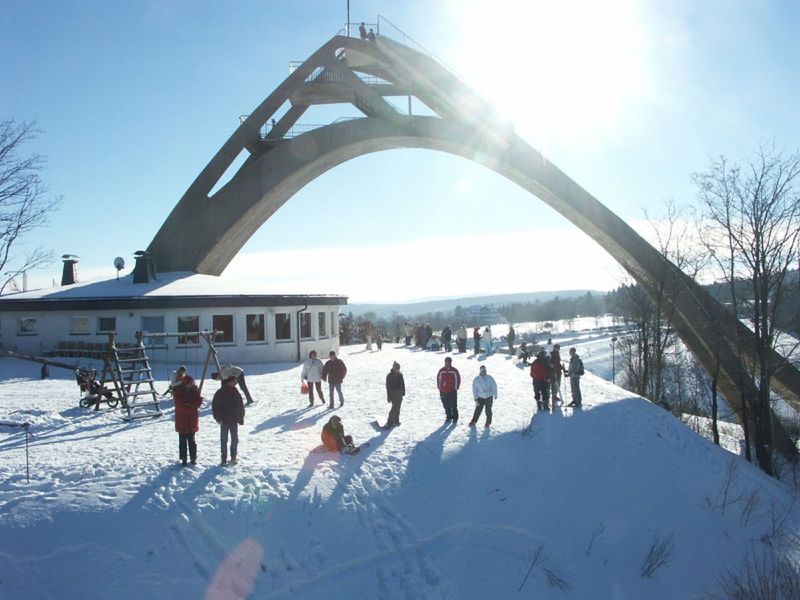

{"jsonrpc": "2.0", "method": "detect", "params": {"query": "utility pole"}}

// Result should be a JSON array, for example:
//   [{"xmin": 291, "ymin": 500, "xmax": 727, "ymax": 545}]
[
  {"xmin": 346, "ymin": 0, "xmax": 351, "ymax": 36},
  {"xmin": 611, "ymin": 336, "xmax": 617, "ymax": 383}
]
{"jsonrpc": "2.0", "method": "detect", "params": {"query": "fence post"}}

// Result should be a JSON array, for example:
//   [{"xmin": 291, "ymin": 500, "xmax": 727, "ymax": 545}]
[{"xmin": 24, "ymin": 423, "xmax": 30, "ymax": 483}]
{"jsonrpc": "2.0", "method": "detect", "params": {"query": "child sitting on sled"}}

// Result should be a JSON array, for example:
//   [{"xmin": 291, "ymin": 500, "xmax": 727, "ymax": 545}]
[{"xmin": 321, "ymin": 415, "xmax": 359, "ymax": 454}]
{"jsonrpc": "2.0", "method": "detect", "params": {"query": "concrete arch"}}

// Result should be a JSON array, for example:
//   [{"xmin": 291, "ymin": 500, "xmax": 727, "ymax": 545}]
[{"xmin": 148, "ymin": 34, "xmax": 799, "ymax": 452}]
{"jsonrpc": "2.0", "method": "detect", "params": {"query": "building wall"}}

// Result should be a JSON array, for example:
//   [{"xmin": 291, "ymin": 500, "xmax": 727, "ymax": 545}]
[{"xmin": 0, "ymin": 304, "xmax": 340, "ymax": 365}]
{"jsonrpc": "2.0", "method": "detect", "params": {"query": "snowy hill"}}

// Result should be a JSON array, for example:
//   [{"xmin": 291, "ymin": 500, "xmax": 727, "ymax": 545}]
[{"xmin": 0, "ymin": 340, "xmax": 797, "ymax": 599}]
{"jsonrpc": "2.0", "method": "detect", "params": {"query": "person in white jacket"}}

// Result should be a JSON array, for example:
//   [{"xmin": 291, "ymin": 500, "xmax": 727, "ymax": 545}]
[
  {"xmin": 301, "ymin": 350, "xmax": 325, "ymax": 406},
  {"xmin": 211, "ymin": 363, "xmax": 254, "ymax": 405},
  {"xmin": 456, "ymin": 324, "xmax": 468, "ymax": 353},
  {"xmin": 469, "ymin": 365, "xmax": 497, "ymax": 428}
]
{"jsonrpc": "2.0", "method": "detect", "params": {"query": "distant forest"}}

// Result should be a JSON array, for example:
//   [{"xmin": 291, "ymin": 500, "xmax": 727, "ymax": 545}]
[
  {"xmin": 496, "ymin": 291, "xmax": 606, "ymax": 324},
  {"xmin": 340, "ymin": 269, "xmax": 800, "ymax": 344},
  {"xmin": 340, "ymin": 291, "xmax": 609, "ymax": 342}
]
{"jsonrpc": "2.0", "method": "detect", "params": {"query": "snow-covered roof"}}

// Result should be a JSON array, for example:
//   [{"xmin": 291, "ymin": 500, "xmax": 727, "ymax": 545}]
[{"xmin": 0, "ymin": 272, "xmax": 347, "ymax": 310}]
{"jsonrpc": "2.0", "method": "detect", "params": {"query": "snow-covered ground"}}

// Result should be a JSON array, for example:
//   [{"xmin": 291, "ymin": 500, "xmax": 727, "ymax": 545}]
[{"xmin": 1, "ymin": 334, "xmax": 798, "ymax": 599}]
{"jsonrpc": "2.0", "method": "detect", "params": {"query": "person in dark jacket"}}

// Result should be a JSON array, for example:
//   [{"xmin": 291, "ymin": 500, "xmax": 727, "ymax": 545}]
[
  {"xmin": 473, "ymin": 326, "xmax": 481, "ymax": 355},
  {"xmin": 384, "ymin": 361, "xmax": 405, "ymax": 429},
  {"xmin": 436, "ymin": 357, "xmax": 461, "ymax": 423},
  {"xmin": 172, "ymin": 366, "xmax": 202, "ymax": 466},
  {"xmin": 441, "ymin": 325, "xmax": 453, "ymax": 352},
  {"xmin": 322, "ymin": 350, "xmax": 348, "ymax": 408},
  {"xmin": 321, "ymin": 415, "xmax": 355, "ymax": 453},
  {"xmin": 507, "ymin": 325, "xmax": 516, "ymax": 354},
  {"xmin": 530, "ymin": 350, "xmax": 552, "ymax": 411},
  {"xmin": 423, "ymin": 323, "xmax": 433, "ymax": 349},
  {"xmin": 566, "ymin": 347, "xmax": 584, "ymax": 408},
  {"xmin": 517, "ymin": 341, "xmax": 531, "ymax": 365},
  {"xmin": 212, "ymin": 376, "xmax": 245, "ymax": 465}
]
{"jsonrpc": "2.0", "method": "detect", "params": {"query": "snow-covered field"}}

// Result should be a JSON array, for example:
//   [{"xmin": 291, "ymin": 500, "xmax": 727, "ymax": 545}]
[{"xmin": 1, "ymin": 333, "xmax": 797, "ymax": 599}]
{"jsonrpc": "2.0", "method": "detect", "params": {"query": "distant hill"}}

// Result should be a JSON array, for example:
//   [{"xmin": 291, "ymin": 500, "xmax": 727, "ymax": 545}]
[{"xmin": 347, "ymin": 290, "xmax": 602, "ymax": 318}]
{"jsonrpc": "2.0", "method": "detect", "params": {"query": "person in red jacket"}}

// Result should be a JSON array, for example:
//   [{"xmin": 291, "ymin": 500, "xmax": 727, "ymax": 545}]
[
  {"xmin": 530, "ymin": 350, "xmax": 552, "ymax": 411},
  {"xmin": 437, "ymin": 356, "xmax": 461, "ymax": 423},
  {"xmin": 171, "ymin": 366, "xmax": 202, "ymax": 466}
]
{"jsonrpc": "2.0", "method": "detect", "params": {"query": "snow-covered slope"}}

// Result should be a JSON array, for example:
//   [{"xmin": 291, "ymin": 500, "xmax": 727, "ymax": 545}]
[{"xmin": 0, "ymin": 342, "xmax": 796, "ymax": 599}]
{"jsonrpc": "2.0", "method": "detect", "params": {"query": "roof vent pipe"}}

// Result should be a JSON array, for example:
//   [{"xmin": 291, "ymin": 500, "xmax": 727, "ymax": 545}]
[{"xmin": 61, "ymin": 254, "xmax": 79, "ymax": 286}]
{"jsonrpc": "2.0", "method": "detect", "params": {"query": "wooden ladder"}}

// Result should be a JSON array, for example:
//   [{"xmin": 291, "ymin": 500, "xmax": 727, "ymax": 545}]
[{"xmin": 100, "ymin": 332, "xmax": 163, "ymax": 421}]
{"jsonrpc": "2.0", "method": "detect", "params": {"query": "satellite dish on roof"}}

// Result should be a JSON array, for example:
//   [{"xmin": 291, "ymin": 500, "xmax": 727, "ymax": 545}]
[{"xmin": 114, "ymin": 256, "xmax": 125, "ymax": 281}]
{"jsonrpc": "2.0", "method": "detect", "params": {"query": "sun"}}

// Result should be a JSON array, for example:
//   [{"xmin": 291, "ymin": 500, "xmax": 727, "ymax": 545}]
[{"xmin": 447, "ymin": 0, "xmax": 650, "ymax": 145}]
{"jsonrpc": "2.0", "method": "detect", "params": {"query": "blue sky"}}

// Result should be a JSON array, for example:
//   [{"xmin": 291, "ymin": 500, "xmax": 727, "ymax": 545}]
[{"xmin": 2, "ymin": 0, "xmax": 798, "ymax": 301}]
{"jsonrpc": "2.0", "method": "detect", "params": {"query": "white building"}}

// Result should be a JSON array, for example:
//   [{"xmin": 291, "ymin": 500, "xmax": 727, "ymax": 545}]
[
  {"xmin": 0, "ymin": 271, "xmax": 347, "ymax": 364},
  {"xmin": 463, "ymin": 304, "xmax": 505, "ymax": 325}
]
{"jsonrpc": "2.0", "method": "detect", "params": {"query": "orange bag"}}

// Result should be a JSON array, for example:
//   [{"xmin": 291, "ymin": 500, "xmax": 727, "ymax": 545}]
[{"xmin": 301, "ymin": 382, "xmax": 309, "ymax": 394}]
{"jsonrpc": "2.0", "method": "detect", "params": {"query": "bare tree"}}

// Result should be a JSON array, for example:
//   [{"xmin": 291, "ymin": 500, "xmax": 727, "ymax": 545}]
[
  {"xmin": 0, "ymin": 119, "xmax": 61, "ymax": 294},
  {"xmin": 609, "ymin": 201, "xmax": 704, "ymax": 405},
  {"xmin": 693, "ymin": 144, "xmax": 800, "ymax": 475}
]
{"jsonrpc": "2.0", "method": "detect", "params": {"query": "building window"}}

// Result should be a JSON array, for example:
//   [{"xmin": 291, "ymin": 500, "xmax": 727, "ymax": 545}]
[
  {"xmin": 141, "ymin": 315, "xmax": 165, "ymax": 345},
  {"xmin": 275, "ymin": 312, "xmax": 291, "ymax": 341},
  {"xmin": 331, "ymin": 311, "xmax": 337, "ymax": 339},
  {"xmin": 97, "ymin": 317, "xmax": 116, "ymax": 333},
  {"xmin": 177, "ymin": 316, "xmax": 200, "ymax": 345},
  {"xmin": 141, "ymin": 315, "xmax": 164, "ymax": 334},
  {"xmin": 246, "ymin": 314, "xmax": 265, "ymax": 342},
  {"xmin": 299, "ymin": 312, "xmax": 312, "ymax": 339},
  {"xmin": 213, "ymin": 314, "xmax": 234, "ymax": 343},
  {"xmin": 18, "ymin": 317, "xmax": 37, "ymax": 335},
  {"xmin": 318, "ymin": 312, "xmax": 327, "ymax": 337},
  {"xmin": 70, "ymin": 316, "xmax": 91, "ymax": 335}
]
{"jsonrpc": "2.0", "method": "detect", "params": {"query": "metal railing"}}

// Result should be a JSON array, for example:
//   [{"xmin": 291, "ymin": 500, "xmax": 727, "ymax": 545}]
[
  {"xmin": 289, "ymin": 60, "xmax": 392, "ymax": 87},
  {"xmin": 376, "ymin": 15, "xmax": 457, "ymax": 76},
  {"xmin": 375, "ymin": 16, "xmax": 427, "ymax": 54},
  {"xmin": 262, "ymin": 122, "xmax": 326, "ymax": 140},
  {"xmin": 338, "ymin": 22, "xmax": 378, "ymax": 39}
]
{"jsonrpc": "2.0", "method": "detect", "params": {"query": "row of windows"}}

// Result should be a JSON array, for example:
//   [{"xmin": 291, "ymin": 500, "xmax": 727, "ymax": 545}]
[{"xmin": 13, "ymin": 310, "xmax": 337, "ymax": 344}]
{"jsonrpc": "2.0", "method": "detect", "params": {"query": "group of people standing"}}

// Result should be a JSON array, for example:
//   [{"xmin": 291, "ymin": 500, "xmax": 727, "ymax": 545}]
[
  {"xmin": 402, "ymin": 322, "xmax": 484, "ymax": 355},
  {"xmin": 404, "ymin": 322, "xmax": 435, "ymax": 349},
  {"xmin": 301, "ymin": 350, "xmax": 348, "ymax": 409},
  {"xmin": 168, "ymin": 332, "xmax": 586, "ymax": 465},
  {"xmin": 170, "ymin": 363, "xmax": 248, "ymax": 467},
  {"xmin": 381, "ymin": 357, "xmax": 499, "ymax": 430},
  {"xmin": 529, "ymin": 339, "xmax": 584, "ymax": 411}
]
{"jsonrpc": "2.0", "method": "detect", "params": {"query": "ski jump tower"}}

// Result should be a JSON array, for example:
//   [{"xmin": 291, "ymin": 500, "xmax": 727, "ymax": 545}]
[{"xmin": 147, "ymin": 19, "xmax": 800, "ymax": 456}]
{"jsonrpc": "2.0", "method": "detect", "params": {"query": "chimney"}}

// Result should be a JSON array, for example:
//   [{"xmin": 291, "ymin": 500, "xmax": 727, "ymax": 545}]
[
  {"xmin": 132, "ymin": 250, "xmax": 157, "ymax": 284},
  {"xmin": 61, "ymin": 254, "xmax": 79, "ymax": 286}
]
